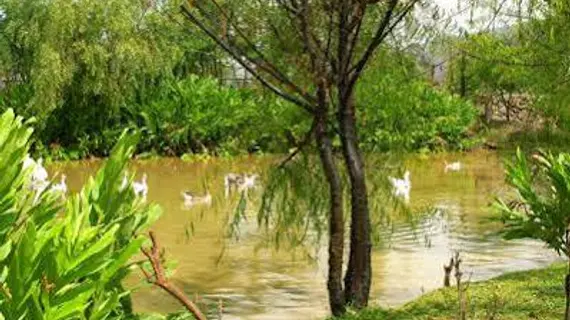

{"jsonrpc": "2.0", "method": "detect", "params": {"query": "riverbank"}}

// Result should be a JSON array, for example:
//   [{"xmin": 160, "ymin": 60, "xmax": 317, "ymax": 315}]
[
  {"xmin": 334, "ymin": 262, "xmax": 566, "ymax": 320},
  {"xmin": 481, "ymin": 120, "xmax": 570, "ymax": 154}
]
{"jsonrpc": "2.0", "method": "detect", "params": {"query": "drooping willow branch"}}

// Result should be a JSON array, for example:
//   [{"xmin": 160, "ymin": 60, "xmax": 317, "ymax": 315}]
[{"xmin": 277, "ymin": 118, "xmax": 318, "ymax": 168}]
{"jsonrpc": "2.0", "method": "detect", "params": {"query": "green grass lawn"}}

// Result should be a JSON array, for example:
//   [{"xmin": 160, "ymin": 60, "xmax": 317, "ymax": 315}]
[{"xmin": 334, "ymin": 263, "xmax": 567, "ymax": 320}]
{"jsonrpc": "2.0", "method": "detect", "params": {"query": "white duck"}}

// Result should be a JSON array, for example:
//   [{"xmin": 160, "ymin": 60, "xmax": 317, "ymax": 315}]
[
  {"xmin": 238, "ymin": 174, "xmax": 258, "ymax": 193},
  {"xmin": 31, "ymin": 158, "xmax": 48, "ymax": 183},
  {"xmin": 28, "ymin": 158, "xmax": 49, "ymax": 203},
  {"xmin": 50, "ymin": 174, "xmax": 67, "ymax": 198},
  {"xmin": 388, "ymin": 170, "xmax": 411, "ymax": 202},
  {"xmin": 224, "ymin": 173, "xmax": 243, "ymax": 197},
  {"xmin": 444, "ymin": 161, "xmax": 462, "ymax": 173},
  {"xmin": 132, "ymin": 173, "xmax": 148, "ymax": 201},
  {"xmin": 181, "ymin": 191, "xmax": 212, "ymax": 206}
]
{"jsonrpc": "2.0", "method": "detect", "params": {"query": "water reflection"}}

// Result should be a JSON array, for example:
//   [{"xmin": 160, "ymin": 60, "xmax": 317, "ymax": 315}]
[{"xmin": 49, "ymin": 151, "xmax": 560, "ymax": 319}]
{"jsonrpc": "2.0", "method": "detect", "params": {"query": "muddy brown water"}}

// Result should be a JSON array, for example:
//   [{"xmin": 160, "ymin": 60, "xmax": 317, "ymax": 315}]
[{"xmin": 48, "ymin": 151, "xmax": 559, "ymax": 320}]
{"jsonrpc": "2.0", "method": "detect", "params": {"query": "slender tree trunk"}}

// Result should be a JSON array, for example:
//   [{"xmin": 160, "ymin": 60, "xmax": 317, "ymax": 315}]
[
  {"xmin": 564, "ymin": 273, "xmax": 570, "ymax": 320},
  {"xmin": 484, "ymin": 103, "xmax": 493, "ymax": 124},
  {"xmin": 338, "ymin": 93, "xmax": 372, "ymax": 308},
  {"xmin": 315, "ymin": 85, "xmax": 346, "ymax": 316},
  {"xmin": 565, "ymin": 229, "xmax": 570, "ymax": 320},
  {"xmin": 459, "ymin": 50, "xmax": 467, "ymax": 98},
  {"xmin": 316, "ymin": 119, "xmax": 346, "ymax": 316}
]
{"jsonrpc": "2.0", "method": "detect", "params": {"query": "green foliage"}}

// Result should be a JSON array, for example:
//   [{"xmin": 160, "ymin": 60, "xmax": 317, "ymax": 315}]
[
  {"xmin": 441, "ymin": 0, "xmax": 570, "ymax": 129},
  {"xmin": 332, "ymin": 263, "xmax": 566, "ymax": 320},
  {"xmin": 517, "ymin": 0, "xmax": 570, "ymax": 128},
  {"xmin": 0, "ymin": 0, "xmax": 215, "ymax": 154},
  {"xmin": 128, "ymin": 76, "xmax": 308, "ymax": 156},
  {"xmin": 256, "ymin": 155, "xmax": 329, "ymax": 251},
  {"xmin": 0, "ymin": 0, "xmax": 477, "ymax": 158},
  {"xmin": 0, "ymin": 109, "xmax": 161, "ymax": 319},
  {"xmin": 357, "ymin": 51, "xmax": 478, "ymax": 152},
  {"xmin": 495, "ymin": 149, "xmax": 570, "ymax": 256},
  {"xmin": 445, "ymin": 32, "xmax": 532, "ymax": 98}
]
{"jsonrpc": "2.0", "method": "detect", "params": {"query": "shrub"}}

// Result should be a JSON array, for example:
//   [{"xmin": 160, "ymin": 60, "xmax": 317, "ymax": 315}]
[
  {"xmin": 127, "ymin": 76, "xmax": 309, "ymax": 156},
  {"xmin": 357, "ymin": 51, "xmax": 478, "ymax": 152}
]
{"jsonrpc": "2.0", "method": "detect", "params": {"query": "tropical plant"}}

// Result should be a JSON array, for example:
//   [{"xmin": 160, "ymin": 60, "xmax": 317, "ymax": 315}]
[
  {"xmin": 496, "ymin": 149, "xmax": 570, "ymax": 320},
  {"xmin": 129, "ymin": 76, "xmax": 309, "ymax": 156},
  {"xmin": 0, "ymin": 108, "xmax": 161, "ymax": 319}
]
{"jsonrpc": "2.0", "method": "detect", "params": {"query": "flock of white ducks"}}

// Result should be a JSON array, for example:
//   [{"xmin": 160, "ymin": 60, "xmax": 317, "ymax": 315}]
[
  {"xmin": 223, "ymin": 173, "xmax": 259, "ymax": 197},
  {"xmin": 389, "ymin": 160, "xmax": 462, "ymax": 203},
  {"xmin": 116, "ymin": 171, "xmax": 258, "ymax": 207},
  {"xmin": 25, "ymin": 155, "xmax": 462, "ymax": 208},
  {"xmin": 25, "ymin": 158, "xmax": 260, "ymax": 208}
]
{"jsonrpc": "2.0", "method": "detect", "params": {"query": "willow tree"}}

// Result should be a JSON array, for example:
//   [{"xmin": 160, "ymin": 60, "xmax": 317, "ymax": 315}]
[
  {"xmin": 180, "ymin": 0, "xmax": 419, "ymax": 315},
  {"xmin": 0, "ymin": 0, "xmax": 213, "ymax": 146}
]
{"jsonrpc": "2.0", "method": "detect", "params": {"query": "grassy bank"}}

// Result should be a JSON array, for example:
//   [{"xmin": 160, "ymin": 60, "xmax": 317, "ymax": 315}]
[
  {"xmin": 481, "ymin": 120, "xmax": 570, "ymax": 154},
  {"xmin": 334, "ymin": 263, "xmax": 566, "ymax": 320}
]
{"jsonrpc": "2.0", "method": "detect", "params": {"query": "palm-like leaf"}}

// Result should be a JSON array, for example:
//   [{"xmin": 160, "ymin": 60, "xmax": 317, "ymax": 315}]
[{"xmin": 0, "ymin": 109, "xmax": 161, "ymax": 319}]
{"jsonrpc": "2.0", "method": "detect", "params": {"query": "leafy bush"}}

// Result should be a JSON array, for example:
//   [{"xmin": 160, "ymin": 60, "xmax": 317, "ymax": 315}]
[
  {"xmin": 0, "ymin": 109, "xmax": 161, "ymax": 318},
  {"xmin": 126, "ymin": 76, "xmax": 309, "ymax": 156},
  {"xmin": 357, "ymin": 51, "xmax": 478, "ymax": 152}
]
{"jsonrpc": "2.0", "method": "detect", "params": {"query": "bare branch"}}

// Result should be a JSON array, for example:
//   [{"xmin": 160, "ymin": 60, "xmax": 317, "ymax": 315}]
[
  {"xmin": 208, "ymin": 0, "xmax": 314, "ymax": 102},
  {"xmin": 347, "ymin": 0, "xmax": 418, "ymax": 92},
  {"xmin": 348, "ymin": 0, "xmax": 398, "ymax": 80},
  {"xmin": 345, "ymin": 4, "xmax": 366, "ymax": 69},
  {"xmin": 140, "ymin": 231, "xmax": 208, "ymax": 320},
  {"xmin": 180, "ymin": 4, "xmax": 317, "ymax": 115}
]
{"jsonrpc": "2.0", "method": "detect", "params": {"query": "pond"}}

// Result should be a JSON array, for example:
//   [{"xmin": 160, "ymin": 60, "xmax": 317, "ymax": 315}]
[{"xmin": 49, "ymin": 150, "xmax": 559, "ymax": 320}]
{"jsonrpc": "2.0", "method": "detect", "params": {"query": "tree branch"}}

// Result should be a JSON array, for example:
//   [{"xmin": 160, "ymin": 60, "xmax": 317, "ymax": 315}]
[
  {"xmin": 180, "ymin": 4, "xmax": 317, "ymax": 115},
  {"xmin": 348, "ymin": 0, "xmax": 398, "ymax": 76},
  {"xmin": 208, "ymin": 0, "xmax": 315, "ymax": 103},
  {"xmin": 347, "ymin": 0, "xmax": 418, "ymax": 92},
  {"xmin": 140, "ymin": 231, "xmax": 208, "ymax": 320},
  {"xmin": 277, "ymin": 118, "xmax": 318, "ymax": 168}
]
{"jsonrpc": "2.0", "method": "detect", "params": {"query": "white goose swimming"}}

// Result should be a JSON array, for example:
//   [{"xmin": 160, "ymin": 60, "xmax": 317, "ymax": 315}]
[
  {"xmin": 50, "ymin": 174, "xmax": 67, "ymax": 198},
  {"xmin": 181, "ymin": 191, "xmax": 212, "ymax": 207},
  {"xmin": 25, "ymin": 157, "xmax": 49, "ymax": 203},
  {"xmin": 238, "ymin": 174, "xmax": 259, "ymax": 193},
  {"xmin": 388, "ymin": 170, "xmax": 411, "ymax": 202},
  {"xmin": 444, "ymin": 161, "xmax": 462, "ymax": 172},
  {"xmin": 224, "ymin": 173, "xmax": 243, "ymax": 197},
  {"xmin": 132, "ymin": 173, "xmax": 148, "ymax": 201},
  {"xmin": 31, "ymin": 158, "xmax": 48, "ymax": 183}
]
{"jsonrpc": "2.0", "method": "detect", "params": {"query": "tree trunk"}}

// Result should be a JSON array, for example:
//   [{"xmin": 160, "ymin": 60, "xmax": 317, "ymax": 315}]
[
  {"xmin": 564, "ymin": 273, "xmax": 570, "ymax": 320},
  {"xmin": 315, "ymin": 116, "xmax": 346, "ymax": 316},
  {"xmin": 459, "ymin": 50, "xmax": 467, "ymax": 98},
  {"xmin": 338, "ymin": 93, "xmax": 372, "ymax": 308},
  {"xmin": 484, "ymin": 103, "xmax": 493, "ymax": 124},
  {"xmin": 564, "ymin": 230, "xmax": 570, "ymax": 320}
]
